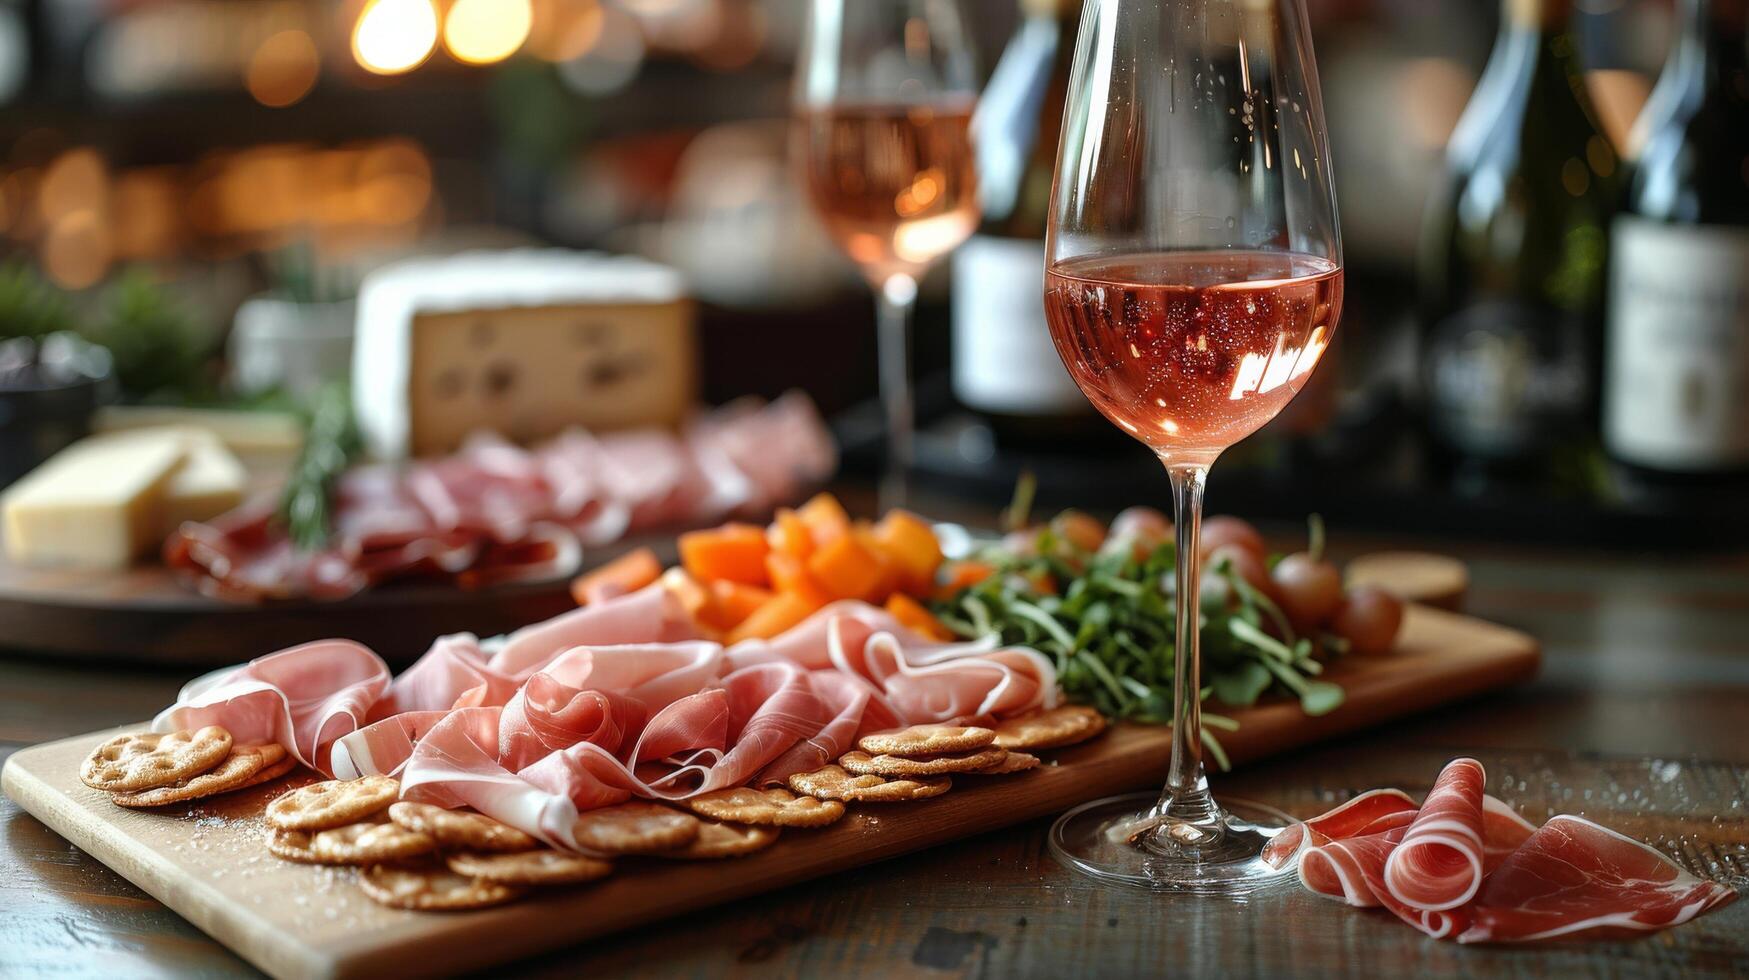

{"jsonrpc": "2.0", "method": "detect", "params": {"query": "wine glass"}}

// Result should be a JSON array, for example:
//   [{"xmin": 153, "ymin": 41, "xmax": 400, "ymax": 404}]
[
  {"xmin": 1042, "ymin": 0, "xmax": 1343, "ymax": 892},
  {"xmin": 793, "ymin": 0, "xmax": 980, "ymax": 504}
]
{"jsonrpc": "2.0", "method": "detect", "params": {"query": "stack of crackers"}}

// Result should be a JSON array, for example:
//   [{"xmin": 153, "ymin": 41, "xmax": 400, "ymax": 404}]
[
  {"xmin": 77, "ymin": 704, "xmax": 1108, "ymax": 914},
  {"xmin": 79, "ymin": 726, "xmax": 300, "ymax": 808},
  {"xmin": 787, "ymin": 704, "xmax": 1107, "ymax": 803}
]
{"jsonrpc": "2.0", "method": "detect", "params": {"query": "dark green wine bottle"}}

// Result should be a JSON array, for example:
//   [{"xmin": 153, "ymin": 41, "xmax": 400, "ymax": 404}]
[
  {"xmin": 1605, "ymin": 0, "xmax": 1749, "ymax": 484},
  {"xmin": 1418, "ymin": 0, "xmax": 1620, "ymax": 490}
]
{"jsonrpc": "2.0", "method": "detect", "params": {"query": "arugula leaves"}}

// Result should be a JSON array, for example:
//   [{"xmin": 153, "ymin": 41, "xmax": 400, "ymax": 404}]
[{"xmin": 930, "ymin": 526, "xmax": 1345, "ymax": 768}]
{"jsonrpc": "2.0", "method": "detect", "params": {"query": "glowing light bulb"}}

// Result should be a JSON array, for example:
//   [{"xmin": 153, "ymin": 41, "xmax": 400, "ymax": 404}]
[
  {"xmin": 352, "ymin": 0, "xmax": 439, "ymax": 76},
  {"xmin": 445, "ymin": 0, "xmax": 534, "ymax": 66}
]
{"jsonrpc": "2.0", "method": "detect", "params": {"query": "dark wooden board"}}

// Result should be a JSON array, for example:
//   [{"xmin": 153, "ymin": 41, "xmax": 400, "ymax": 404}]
[
  {"xmin": 2, "ymin": 604, "xmax": 1539, "ymax": 980},
  {"xmin": 0, "ymin": 537, "xmax": 673, "ymax": 667}
]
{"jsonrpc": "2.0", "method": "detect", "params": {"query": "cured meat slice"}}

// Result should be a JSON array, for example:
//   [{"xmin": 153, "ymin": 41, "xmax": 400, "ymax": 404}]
[
  {"xmin": 1457, "ymin": 816, "xmax": 1737, "ymax": 944},
  {"xmin": 1383, "ymin": 757, "xmax": 1488, "ymax": 911},
  {"xmin": 1481, "ymin": 794, "xmax": 1537, "ymax": 873},
  {"xmin": 1262, "ymin": 788, "xmax": 1418, "ymax": 870},
  {"xmin": 370, "ymin": 633, "xmax": 517, "ymax": 718},
  {"xmin": 164, "ymin": 396, "xmax": 836, "ymax": 603},
  {"xmin": 488, "ymin": 581, "xmax": 699, "ymax": 679},
  {"xmin": 153, "ymin": 639, "xmax": 391, "ymax": 773}
]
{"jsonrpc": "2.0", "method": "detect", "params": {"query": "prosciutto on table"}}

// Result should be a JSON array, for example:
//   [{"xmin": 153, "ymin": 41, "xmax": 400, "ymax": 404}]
[
  {"xmin": 1278, "ymin": 758, "xmax": 1737, "ymax": 943},
  {"xmin": 153, "ymin": 582, "xmax": 1054, "ymax": 851},
  {"xmin": 165, "ymin": 393, "xmax": 836, "ymax": 602}
]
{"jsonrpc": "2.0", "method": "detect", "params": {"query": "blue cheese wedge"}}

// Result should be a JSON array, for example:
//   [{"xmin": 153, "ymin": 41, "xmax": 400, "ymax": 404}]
[
  {"xmin": 352, "ymin": 249, "xmax": 696, "ymax": 459},
  {"xmin": 1, "ymin": 434, "xmax": 188, "ymax": 568}
]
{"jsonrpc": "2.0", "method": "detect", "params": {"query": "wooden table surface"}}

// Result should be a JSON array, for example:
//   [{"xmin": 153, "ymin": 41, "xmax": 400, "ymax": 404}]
[{"xmin": 3, "ymin": 510, "xmax": 1747, "ymax": 979}]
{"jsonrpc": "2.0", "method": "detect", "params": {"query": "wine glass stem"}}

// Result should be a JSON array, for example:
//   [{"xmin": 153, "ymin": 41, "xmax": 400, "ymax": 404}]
[
  {"xmin": 875, "ymin": 273, "xmax": 918, "ymax": 508},
  {"xmin": 1155, "ymin": 463, "xmax": 1223, "ymax": 846}
]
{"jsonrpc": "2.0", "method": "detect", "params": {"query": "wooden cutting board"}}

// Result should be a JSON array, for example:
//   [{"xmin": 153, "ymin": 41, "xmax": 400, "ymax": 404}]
[{"xmin": 2, "ymin": 604, "xmax": 1537, "ymax": 980}]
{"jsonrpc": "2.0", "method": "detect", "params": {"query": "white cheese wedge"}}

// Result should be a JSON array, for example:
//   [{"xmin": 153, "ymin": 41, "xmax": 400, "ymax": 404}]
[
  {"xmin": 352, "ymin": 249, "xmax": 697, "ymax": 459},
  {"xmin": 1, "ymin": 435, "xmax": 188, "ymax": 569},
  {"xmin": 93, "ymin": 426, "xmax": 248, "ymax": 531}
]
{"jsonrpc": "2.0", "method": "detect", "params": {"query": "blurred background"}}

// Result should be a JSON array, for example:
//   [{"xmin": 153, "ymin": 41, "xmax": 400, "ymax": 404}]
[{"xmin": 0, "ymin": 0, "xmax": 1740, "ymax": 548}]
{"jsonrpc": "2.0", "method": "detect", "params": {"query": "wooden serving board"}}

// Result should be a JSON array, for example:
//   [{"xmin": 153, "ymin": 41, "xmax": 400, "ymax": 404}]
[
  {"xmin": 0, "ymin": 536, "xmax": 670, "ymax": 667},
  {"xmin": 2, "ymin": 604, "xmax": 1538, "ymax": 980}
]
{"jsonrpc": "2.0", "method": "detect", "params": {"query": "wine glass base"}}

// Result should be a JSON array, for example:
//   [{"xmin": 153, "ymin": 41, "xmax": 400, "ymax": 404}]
[{"xmin": 1049, "ymin": 791, "xmax": 1296, "ymax": 895}]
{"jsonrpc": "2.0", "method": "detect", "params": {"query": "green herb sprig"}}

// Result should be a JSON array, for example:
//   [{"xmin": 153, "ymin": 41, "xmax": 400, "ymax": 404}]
[
  {"xmin": 278, "ymin": 383, "xmax": 360, "ymax": 550},
  {"xmin": 931, "ymin": 521, "xmax": 1345, "ymax": 769}
]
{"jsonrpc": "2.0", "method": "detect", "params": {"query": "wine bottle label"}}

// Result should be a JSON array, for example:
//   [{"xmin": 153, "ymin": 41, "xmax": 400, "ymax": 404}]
[
  {"xmin": 1605, "ymin": 217, "xmax": 1749, "ymax": 470},
  {"xmin": 1425, "ymin": 300, "xmax": 1594, "ymax": 460},
  {"xmin": 952, "ymin": 235, "xmax": 1088, "ymax": 414}
]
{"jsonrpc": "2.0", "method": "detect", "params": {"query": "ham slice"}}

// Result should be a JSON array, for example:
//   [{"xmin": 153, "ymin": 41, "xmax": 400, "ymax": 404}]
[
  {"xmin": 154, "ymin": 579, "xmax": 1053, "ymax": 859},
  {"xmin": 1384, "ymin": 757, "xmax": 1488, "ymax": 911},
  {"xmin": 165, "ymin": 395, "xmax": 836, "ymax": 602},
  {"xmin": 1262, "ymin": 788, "xmax": 1417, "ymax": 870},
  {"xmin": 1287, "ymin": 762, "xmax": 1737, "ymax": 944},
  {"xmin": 1457, "ymin": 816, "xmax": 1738, "ymax": 943},
  {"xmin": 154, "ymin": 639, "xmax": 390, "ymax": 773}
]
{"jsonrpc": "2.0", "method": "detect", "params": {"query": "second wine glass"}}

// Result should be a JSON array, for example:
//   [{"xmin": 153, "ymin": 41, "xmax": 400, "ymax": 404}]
[{"xmin": 794, "ymin": 0, "xmax": 981, "ymax": 504}]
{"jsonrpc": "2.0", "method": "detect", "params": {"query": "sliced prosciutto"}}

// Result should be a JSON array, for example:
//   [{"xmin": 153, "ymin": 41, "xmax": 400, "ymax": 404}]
[
  {"xmin": 1383, "ymin": 757, "xmax": 1488, "ymax": 911},
  {"xmin": 1287, "ymin": 761, "xmax": 1737, "ymax": 944},
  {"xmin": 1458, "ymin": 816, "xmax": 1738, "ymax": 944},
  {"xmin": 165, "ymin": 394, "xmax": 837, "ymax": 602},
  {"xmin": 152, "ymin": 585, "xmax": 1056, "ymax": 855},
  {"xmin": 1262, "ymin": 788, "xmax": 1417, "ymax": 870}
]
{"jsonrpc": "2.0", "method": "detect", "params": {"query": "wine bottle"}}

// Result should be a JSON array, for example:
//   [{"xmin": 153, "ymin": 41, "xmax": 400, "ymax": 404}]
[
  {"xmin": 951, "ymin": 0, "xmax": 1107, "ymax": 451},
  {"xmin": 1417, "ymin": 0, "xmax": 1620, "ymax": 489},
  {"xmin": 1604, "ymin": 0, "xmax": 1749, "ymax": 484}
]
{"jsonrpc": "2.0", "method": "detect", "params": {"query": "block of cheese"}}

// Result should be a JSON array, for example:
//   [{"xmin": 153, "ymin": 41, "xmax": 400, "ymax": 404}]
[
  {"xmin": 98, "ymin": 426, "xmax": 248, "ymax": 531},
  {"xmin": 352, "ymin": 249, "xmax": 697, "ymax": 459},
  {"xmin": 1, "ymin": 434, "xmax": 188, "ymax": 569}
]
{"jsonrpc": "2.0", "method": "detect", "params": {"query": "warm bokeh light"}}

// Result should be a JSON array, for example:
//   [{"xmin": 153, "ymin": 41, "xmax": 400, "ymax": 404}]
[
  {"xmin": 445, "ymin": 0, "xmax": 533, "ymax": 66},
  {"xmin": 39, "ymin": 149, "xmax": 108, "ymax": 223},
  {"xmin": 42, "ymin": 210, "xmax": 111, "ymax": 289},
  {"xmin": 352, "ymin": 0, "xmax": 440, "ymax": 76},
  {"xmin": 246, "ymin": 30, "xmax": 320, "ymax": 107},
  {"xmin": 528, "ymin": 0, "xmax": 604, "ymax": 62}
]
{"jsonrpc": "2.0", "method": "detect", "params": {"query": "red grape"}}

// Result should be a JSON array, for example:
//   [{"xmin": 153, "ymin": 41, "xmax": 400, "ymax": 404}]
[
  {"xmin": 1051, "ymin": 510, "xmax": 1108, "ymax": 553},
  {"xmin": 1271, "ymin": 553, "xmax": 1344, "ymax": 630},
  {"xmin": 1203, "ymin": 544, "xmax": 1276, "ymax": 603},
  {"xmin": 1201, "ymin": 516, "xmax": 1266, "ymax": 561},
  {"xmin": 1332, "ymin": 586, "xmax": 1404, "ymax": 656},
  {"xmin": 1106, "ymin": 506, "xmax": 1172, "ymax": 559}
]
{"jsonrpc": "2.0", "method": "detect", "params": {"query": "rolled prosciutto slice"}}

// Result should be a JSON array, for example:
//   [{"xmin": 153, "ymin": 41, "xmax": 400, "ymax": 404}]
[
  {"xmin": 1262, "ymin": 788, "xmax": 1419, "ymax": 870},
  {"xmin": 1384, "ymin": 757, "xmax": 1488, "ymax": 911},
  {"xmin": 1457, "ymin": 815, "xmax": 1737, "ymax": 944}
]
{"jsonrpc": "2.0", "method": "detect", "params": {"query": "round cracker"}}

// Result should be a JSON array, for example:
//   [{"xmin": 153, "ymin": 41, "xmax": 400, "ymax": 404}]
[
  {"xmin": 267, "ymin": 775, "xmax": 399, "ymax": 831},
  {"xmin": 856, "ymin": 724, "xmax": 995, "ymax": 757},
  {"xmin": 81, "ymin": 727, "xmax": 233, "ymax": 793},
  {"xmin": 838, "ymin": 746, "xmax": 1008, "ymax": 777},
  {"xmin": 232, "ymin": 753, "xmax": 300, "ymax": 792},
  {"xmin": 572, "ymin": 802, "xmax": 699, "ymax": 855},
  {"xmin": 389, "ymin": 802, "xmax": 538, "ymax": 853},
  {"xmin": 992, "ymin": 705, "xmax": 1107, "ymax": 751},
  {"xmin": 311, "ymin": 822, "xmax": 436, "ymax": 865},
  {"xmin": 358, "ymin": 864, "xmax": 524, "ymax": 911},
  {"xmin": 265, "ymin": 828, "xmax": 322, "ymax": 863},
  {"xmin": 659, "ymin": 821, "xmax": 780, "ymax": 860},
  {"xmin": 787, "ymin": 764, "xmax": 952, "ymax": 803},
  {"xmin": 108, "ymin": 744, "xmax": 281, "ymax": 808},
  {"xmin": 967, "ymin": 750, "xmax": 1040, "ymax": 775},
  {"xmin": 685, "ymin": 787, "xmax": 845, "ymax": 828},
  {"xmin": 446, "ymin": 850, "xmax": 612, "ymax": 885}
]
